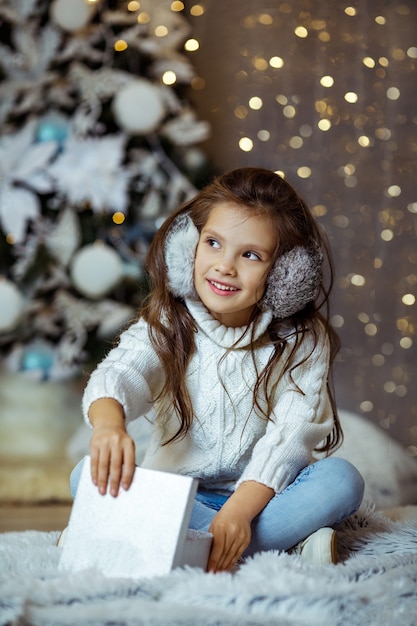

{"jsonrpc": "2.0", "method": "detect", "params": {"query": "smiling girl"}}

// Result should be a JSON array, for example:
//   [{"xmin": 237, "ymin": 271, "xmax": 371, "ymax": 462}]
[{"xmin": 71, "ymin": 167, "xmax": 364, "ymax": 571}]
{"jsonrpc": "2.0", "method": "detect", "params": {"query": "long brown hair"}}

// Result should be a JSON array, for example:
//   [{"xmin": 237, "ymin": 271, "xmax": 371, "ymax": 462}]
[{"xmin": 141, "ymin": 167, "xmax": 342, "ymax": 452}]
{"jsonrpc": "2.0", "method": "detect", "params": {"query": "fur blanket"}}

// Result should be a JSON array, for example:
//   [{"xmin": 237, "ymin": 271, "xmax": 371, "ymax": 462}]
[{"xmin": 1, "ymin": 504, "xmax": 417, "ymax": 626}]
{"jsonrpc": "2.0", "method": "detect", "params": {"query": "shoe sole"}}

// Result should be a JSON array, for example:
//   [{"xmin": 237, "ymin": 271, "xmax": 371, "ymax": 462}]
[{"xmin": 300, "ymin": 528, "xmax": 338, "ymax": 565}]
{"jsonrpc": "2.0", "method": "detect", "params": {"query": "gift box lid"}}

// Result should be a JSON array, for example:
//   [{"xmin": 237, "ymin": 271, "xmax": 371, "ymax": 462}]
[{"xmin": 59, "ymin": 456, "xmax": 212, "ymax": 578}]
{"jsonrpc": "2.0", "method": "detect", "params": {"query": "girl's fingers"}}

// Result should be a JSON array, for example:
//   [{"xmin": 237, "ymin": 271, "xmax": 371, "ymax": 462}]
[
  {"xmin": 89, "ymin": 446, "xmax": 100, "ymax": 487},
  {"xmin": 208, "ymin": 532, "xmax": 244, "ymax": 572},
  {"xmin": 89, "ymin": 428, "xmax": 136, "ymax": 496},
  {"xmin": 120, "ymin": 441, "xmax": 136, "ymax": 490},
  {"xmin": 217, "ymin": 541, "xmax": 243, "ymax": 572},
  {"xmin": 108, "ymin": 448, "xmax": 123, "ymax": 497},
  {"xmin": 96, "ymin": 448, "xmax": 112, "ymax": 495},
  {"xmin": 207, "ymin": 534, "xmax": 226, "ymax": 572}
]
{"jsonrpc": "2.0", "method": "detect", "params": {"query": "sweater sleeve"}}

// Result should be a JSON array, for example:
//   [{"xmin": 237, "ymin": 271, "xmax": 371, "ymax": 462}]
[
  {"xmin": 236, "ymin": 327, "xmax": 334, "ymax": 494},
  {"xmin": 82, "ymin": 318, "xmax": 163, "ymax": 426}
]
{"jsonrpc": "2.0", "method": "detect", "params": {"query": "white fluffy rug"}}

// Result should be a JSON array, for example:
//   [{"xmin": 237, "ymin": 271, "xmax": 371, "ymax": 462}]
[{"xmin": 1, "ymin": 504, "xmax": 417, "ymax": 626}]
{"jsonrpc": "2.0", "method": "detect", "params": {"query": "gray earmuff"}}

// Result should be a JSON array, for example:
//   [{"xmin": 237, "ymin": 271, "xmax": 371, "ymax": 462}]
[{"xmin": 260, "ymin": 242, "xmax": 323, "ymax": 318}]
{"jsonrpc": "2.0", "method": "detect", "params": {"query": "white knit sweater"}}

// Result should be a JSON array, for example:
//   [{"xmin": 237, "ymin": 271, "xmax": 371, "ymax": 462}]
[{"xmin": 82, "ymin": 298, "xmax": 333, "ymax": 494}]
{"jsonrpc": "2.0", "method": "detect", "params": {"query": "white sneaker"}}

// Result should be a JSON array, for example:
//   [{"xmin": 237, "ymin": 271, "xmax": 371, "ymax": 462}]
[{"xmin": 298, "ymin": 527, "xmax": 337, "ymax": 565}]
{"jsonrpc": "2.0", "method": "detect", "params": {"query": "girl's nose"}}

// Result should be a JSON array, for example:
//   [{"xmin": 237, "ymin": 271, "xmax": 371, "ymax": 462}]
[{"xmin": 215, "ymin": 253, "xmax": 236, "ymax": 276}]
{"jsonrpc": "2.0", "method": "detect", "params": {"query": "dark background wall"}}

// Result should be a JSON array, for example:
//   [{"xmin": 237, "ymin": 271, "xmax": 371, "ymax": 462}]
[{"xmin": 184, "ymin": 0, "xmax": 417, "ymax": 452}]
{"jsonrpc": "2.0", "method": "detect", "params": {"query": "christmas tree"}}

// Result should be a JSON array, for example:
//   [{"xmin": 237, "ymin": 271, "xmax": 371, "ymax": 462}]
[{"xmin": 0, "ymin": 0, "xmax": 210, "ymax": 381}]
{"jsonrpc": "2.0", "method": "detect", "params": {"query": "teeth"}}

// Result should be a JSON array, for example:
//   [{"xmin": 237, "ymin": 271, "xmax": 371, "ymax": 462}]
[{"xmin": 210, "ymin": 280, "xmax": 237, "ymax": 292}]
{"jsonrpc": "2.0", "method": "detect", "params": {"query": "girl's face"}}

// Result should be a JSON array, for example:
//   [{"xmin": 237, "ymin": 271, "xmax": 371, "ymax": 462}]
[{"xmin": 193, "ymin": 203, "xmax": 277, "ymax": 327}]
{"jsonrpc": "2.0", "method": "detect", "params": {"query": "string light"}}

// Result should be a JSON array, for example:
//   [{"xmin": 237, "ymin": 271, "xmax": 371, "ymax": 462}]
[
  {"xmin": 239, "ymin": 137, "xmax": 253, "ymax": 152},
  {"xmin": 114, "ymin": 39, "xmax": 128, "ymax": 52},
  {"xmin": 162, "ymin": 70, "xmax": 176, "ymax": 85},
  {"xmin": 155, "ymin": 25, "xmax": 168, "ymax": 37},
  {"xmin": 112, "ymin": 212, "xmax": 125, "ymax": 225},
  {"xmin": 184, "ymin": 38, "xmax": 199, "ymax": 52},
  {"xmin": 190, "ymin": 4, "xmax": 205, "ymax": 17}
]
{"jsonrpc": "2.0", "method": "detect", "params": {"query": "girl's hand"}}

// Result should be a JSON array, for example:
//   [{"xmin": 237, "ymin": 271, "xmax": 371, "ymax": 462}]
[
  {"xmin": 90, "ymin": 424, "xmax": 136, "ymax": 497},
  {"xmin": 207, "ymin": 509, "xmax": 251, "ymax": 572},
  {"xmin": 88, "ymin": 398, "xmax": 136, "ymax": 497},
  {"xmin": 207, "ymin": 480, "xmax": 275, "ymax": 573}
]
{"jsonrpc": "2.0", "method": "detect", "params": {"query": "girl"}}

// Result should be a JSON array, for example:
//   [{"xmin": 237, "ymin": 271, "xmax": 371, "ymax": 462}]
[{"xmin": 71, "ymin": 167, "xmax": 364, "ymax": 572}]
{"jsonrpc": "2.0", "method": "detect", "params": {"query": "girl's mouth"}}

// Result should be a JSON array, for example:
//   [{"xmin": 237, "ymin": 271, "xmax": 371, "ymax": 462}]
[{"xmin": 208, "ymin": 280, "xmax": 239, "ymax": 295}]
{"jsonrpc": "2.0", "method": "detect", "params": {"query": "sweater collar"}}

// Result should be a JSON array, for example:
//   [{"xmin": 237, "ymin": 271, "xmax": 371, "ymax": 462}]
[{"xmin": 185, "ymin": 298, "xmax": 273, "ymax": 349}]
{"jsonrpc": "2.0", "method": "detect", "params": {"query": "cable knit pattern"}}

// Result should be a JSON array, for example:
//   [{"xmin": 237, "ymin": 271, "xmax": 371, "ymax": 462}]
[{"xmin": 82, "ymin": 299, "xmax": 333, "ymax": 494}]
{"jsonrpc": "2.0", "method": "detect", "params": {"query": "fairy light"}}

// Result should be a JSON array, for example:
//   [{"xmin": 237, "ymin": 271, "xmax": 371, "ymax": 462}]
[
  {"xmin": 351, "ymin": 274, "xmax": 366, "ymax": 287},
  {"xmin": 234, "ymin": 105, "xmax": 248, "ymax": 119},
  {"xmin": 257, "ymin": 129, "xmax": 270, "ymax": 141},
  {"xmin": 239, "ymin": 137, "xmax": 253, "ymax": 152},
  {"xmin": 344, "ymin": 91, "xmax": 358, "ymax": 103},
  {"xmin": 283, "ymin": 105, "xmax": 296, "ymax": 118},
  {"xmin": 112, "ymin": 212, "xmax": 125, "ymax": 225},
  {"xmin": 358, "ymin": 135, "xmax": 371, "ymax": 147},
  {"xmin": 184, "ymin": 38, "xmax": 199, "ymax": 52},
  {"xmin": 402, "ymin": 294, "xmax": 416, "ymax": 306},
  {"xmin": 190, "ymin": 4, "xmax": 205, "ymax": 17},
  {"xmin": 248, "ymin": 96, "xmax": 263, "ymax": 110},
  {"xmin": 155, "ymin": 25, "xmax": 168, "ymax": 37},
  {"xmin": 258, "ymin": 13, "xmax": 273, "ymax": 25},
  {"xmin": 320, "ymin": 75, "xmax": 334, "ymax": 87},
  {"xmin": 294, "ymin": 26, "xmax": 308, "ymax": 37},
  {"xmin": 318, "ymin": 119, "xmax": 331, "ymax": 131},
  {"xmin": 114, "ymin": 39, "xmax": 128, "ymax": 52},
  {"xmin": 387, "ymin": 185, "xmax": 401, "ymax": 197},
  {"xmin": 162, "ymin": 70, "xmax": 176, "ymax": 85},
  {"xmin": 297, "ymin": 166, "xmax": 312, "ymax": 178},
  {"xmin": 137, "ymin": 12, "xmax": 150, "ymax": 24},
  {"xmin": 381, "ymin": 229, "xmax": 394, "ymax": 241},
  {"xmin": 269, "ymin": 56, "xmax": 284, "ymax": 68},
  {"xmin": 386, "ymin": 87, "xmax": 400, "ymax": 100},
  {"xmin": 363, "ymin": 56, "xmax": 376, "ymax": 68}
]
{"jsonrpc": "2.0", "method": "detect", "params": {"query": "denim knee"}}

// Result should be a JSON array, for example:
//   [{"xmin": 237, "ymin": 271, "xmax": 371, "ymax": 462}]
[{"xmin": 322, "ymin": 456, "xmax": 365, "ymax": 512}]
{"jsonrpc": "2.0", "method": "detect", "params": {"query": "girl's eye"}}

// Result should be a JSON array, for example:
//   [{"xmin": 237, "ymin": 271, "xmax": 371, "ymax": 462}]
[
  {"xmin": 243, "ymin": 251, "xmax": 261, "ymax": 261},
  {"xmin": 207, "ymin": 238, "xmax": 220, "ymax": 249}
]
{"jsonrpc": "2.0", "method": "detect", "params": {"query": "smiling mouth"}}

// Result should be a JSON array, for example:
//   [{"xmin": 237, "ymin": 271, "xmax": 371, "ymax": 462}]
[{"xmin": 208, "ymin": 280, "xmax": 239, "ymax": 292}]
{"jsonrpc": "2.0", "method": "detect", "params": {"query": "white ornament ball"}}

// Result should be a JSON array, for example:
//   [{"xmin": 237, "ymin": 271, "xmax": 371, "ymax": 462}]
[
  {"xmin": 112, "ymin": 79, "xmax": 166, "ymax": 134},
  {"xmin": 71, "ymin": 244, "xmax": 123, "ymax": 299},
  {"xmin": 50, "ymin": 0, "xmax": 95, "ymax": 32},
  {"xmin": 0, "ymin": 279, "xmax": 24, "ymax": 333}
]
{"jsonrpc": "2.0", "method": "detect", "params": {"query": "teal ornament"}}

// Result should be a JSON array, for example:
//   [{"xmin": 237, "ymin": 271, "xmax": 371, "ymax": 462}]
[
  {"xmin": 36, "ymin": 114, "xmax": 69, "ymax": 145},
  {"xmin": 21, "ymin": 346, "xmax": 55, "ymax": 377}
]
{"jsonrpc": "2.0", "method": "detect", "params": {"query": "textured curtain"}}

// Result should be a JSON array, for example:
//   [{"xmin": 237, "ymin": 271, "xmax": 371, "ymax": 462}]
[{"xmin": 186, "ymin": 0, "xmax": 417, "ymax": 452}]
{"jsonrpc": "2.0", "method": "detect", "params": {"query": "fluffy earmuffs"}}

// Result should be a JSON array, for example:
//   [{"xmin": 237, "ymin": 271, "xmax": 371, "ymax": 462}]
[
  {"xmin": 165, "ymin": 213, "xmax": 199, "ymax": 299},
  {"xmin": 164, "ymin": 213, "xmax": 323, "ymax": 319}
]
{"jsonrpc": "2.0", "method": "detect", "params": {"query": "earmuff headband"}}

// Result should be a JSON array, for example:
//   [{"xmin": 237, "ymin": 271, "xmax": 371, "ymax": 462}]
[{"xmin": 164, "ymin": 213, "xmax": 323, "ymax": 319}]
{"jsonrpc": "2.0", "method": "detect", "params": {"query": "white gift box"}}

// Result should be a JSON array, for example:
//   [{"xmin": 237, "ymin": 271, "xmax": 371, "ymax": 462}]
[{"xmin": 59, "ymin": 456, "xmax": 213, "ymax": 579}]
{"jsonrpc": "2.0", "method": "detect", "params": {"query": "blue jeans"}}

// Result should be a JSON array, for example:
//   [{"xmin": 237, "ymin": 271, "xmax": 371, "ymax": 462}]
[
  {"xmin": 70, "ymin": 456, "xmax": 364, "ymax": 556},
  {"xmin": 191, "ymin": 457, "xmax": 364, "ymax": 557}
]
